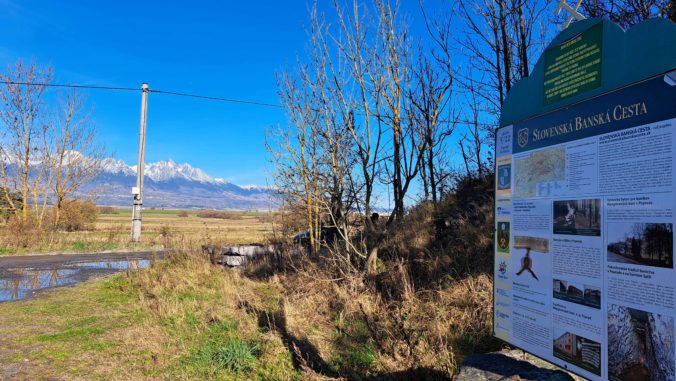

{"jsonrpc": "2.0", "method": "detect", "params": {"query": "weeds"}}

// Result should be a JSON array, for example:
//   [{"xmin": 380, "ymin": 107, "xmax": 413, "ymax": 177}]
[
  {"xmin": 0, "ymin": 209, "xmax": 273, "ymax": 255},
  {"xmin": 0, "ymin": 177, "xmax": 499, "ymax": 379},
  {"xmin": 212, "ymin": 339, "xmax": 262, "ymax": 371}
]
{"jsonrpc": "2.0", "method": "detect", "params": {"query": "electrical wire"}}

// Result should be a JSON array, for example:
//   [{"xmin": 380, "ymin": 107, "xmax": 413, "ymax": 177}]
[
  {"xmin": 0, "ymin": 80, "xmax": 284, "ymax": 109},
  {"xmin": 149, "ymin": 89, "xmax": 283, "ymax": 108},
  {"xmin": 0, "ymin": 80, "xmax": 492, "ymax": 123},
  {"xmin": 0, "ymin": 80, "xmax": 139, "ymax": 92}
]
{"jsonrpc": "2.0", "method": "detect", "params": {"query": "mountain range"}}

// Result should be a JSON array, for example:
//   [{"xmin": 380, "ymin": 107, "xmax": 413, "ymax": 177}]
[{"xmin": 86, "ymin": 158, "xmax": 277, "ymax": 210}]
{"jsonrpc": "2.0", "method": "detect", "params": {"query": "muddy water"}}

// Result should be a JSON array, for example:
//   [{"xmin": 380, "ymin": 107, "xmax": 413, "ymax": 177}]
[{"xmin": 0, "ymin": 257, "xmax": 152, "ymax": 302}]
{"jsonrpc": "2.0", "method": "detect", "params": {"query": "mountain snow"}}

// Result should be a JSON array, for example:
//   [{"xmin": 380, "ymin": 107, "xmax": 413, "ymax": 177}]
[
  {"xmin": 100, "ymin": 158, "xmax": 136, "ymax": 176},
  {"xmin": 144, "ymin": 160, "xmax": 216, "ymax": 183},
  {"xmin": 90, "ymin": 156, "xmax": 276, "ymax": 210},
  {"xmin": 3, "ymin": 151, "xmax": 275, "ymax": 209},
  {"xmin": 99, "ymin": 157, "xmax": 236, "ymax": 185}
]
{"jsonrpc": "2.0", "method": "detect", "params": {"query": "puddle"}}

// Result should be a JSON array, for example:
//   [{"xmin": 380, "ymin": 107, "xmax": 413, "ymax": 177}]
[
  {"xmin": 74, "ymin": 259, "xmax": 152, "ymax": 270},
  {"xmin": 0, "ymin": 258, "xmax": 152, "ymax": 302}
]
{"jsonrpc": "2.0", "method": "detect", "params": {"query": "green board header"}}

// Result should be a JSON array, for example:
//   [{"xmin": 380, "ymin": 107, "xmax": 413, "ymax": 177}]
[
  {"xmin": 544, "ymin": 23, "xmax": 602, "ymax": 104},
  {"xmin": 500, "ymin": 18, "xmax": 676, "ymax": 128}
]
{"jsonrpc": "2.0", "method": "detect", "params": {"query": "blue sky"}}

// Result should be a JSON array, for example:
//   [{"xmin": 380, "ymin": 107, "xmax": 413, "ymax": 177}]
[
  {"xmin": 0, "ymin": 1, "xmax": 456, "ymax": 186},
  {"xmin": 0, "ymin": 1, "xmax": 318, "ymax": 185},
  {"xmin": 0, "ymin": 0, "xmax": 514, "ymax": 187}
]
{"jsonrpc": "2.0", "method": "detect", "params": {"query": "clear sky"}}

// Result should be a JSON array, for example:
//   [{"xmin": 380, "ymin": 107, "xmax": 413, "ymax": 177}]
[
  {"xmin": 0, "ymin": 1, "xmax": 478, "ymax": 187},
  {"xmin": 0, "ymin": 1, "xmax": 320, "ymax": 185}
]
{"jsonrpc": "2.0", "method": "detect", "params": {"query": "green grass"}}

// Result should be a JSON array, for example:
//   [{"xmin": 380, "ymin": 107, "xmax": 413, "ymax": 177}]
[
  {"xmin": 0, "ymin": 254, "xmax": 299, "ymax": 380},
  {"xmin": 180, "ymin": 323, "xmax": 263, "ymax": 377}
]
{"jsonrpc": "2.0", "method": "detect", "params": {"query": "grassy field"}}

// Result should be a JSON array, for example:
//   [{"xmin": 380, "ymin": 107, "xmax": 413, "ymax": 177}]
[
  {"xmin": 0, "ymin": 208, "xmax": 275, "ymax": 256},
  {"xmin": 0, "ymin": 251, "xmax": 498, "ymax": 380},
  {"xmin": 0, "ymin": 253, "xmax": 298, "ymax": 380}
]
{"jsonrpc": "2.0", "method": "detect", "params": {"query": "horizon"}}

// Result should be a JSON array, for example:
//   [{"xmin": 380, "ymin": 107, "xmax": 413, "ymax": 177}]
[{"xmin": 0, "ymin": 0, "xmax": 444, "ymax": 187}]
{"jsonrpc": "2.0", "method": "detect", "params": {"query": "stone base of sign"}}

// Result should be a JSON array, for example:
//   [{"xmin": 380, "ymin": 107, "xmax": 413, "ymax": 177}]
[{"xmin": 456, "ymin": 349, "xmax": 585, "ymax": 381}]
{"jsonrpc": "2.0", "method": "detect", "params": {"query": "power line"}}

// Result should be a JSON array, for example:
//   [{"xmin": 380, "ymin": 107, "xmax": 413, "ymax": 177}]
[
  {"xmin": 0, "ymin": 80, "xmax": 284, "ymax": 109},
  {"xmin": 0, "ymin": 80, "xmax": 138, "ymax": 92},
  {"xmin": 149, "ymin": 89, "xmax": 283, "ymax": 109}
]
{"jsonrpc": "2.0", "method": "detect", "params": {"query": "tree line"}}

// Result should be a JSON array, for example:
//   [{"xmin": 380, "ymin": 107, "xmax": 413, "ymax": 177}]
[
  {"xmin": 0, "ymin": 61, "xmax": 103, "ymax": 229},
  {"xmin": 267, "ymin": 0, "xmax": 675, "ymax": 272}
]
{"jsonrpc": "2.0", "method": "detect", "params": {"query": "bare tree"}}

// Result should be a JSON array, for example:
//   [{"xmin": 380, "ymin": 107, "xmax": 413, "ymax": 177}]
[
  {"xmin": 335, "ymin": 0, "xmax": 385, "ymax": 224},
  {"xmin": 0, "ymin": 61, "xmax": 52, "ymax": 223},
  {"xmin": 271, "ymin": 69, "xmax": 323, "ymax": 254},
  {"xmin": 576, "ymin": 0, "xmax": 672, "ymax": 28},
  {"xmin": 454, "ymin": 0, "xmax": 549, "ymax": 176},
  {"xmin": 272, "ymin": 0, "xmax": 463, "ymax": 273},
  {"xmin": 48, "ymin": 90, "xmax": 103, "ymax": 227},
  {"xmin": 413, "ymin": 2, "xmax": 458, "ymax": 204},
  {"xmin": 271, "ymin": 3, "xmax": 357, "ymax": 255}
]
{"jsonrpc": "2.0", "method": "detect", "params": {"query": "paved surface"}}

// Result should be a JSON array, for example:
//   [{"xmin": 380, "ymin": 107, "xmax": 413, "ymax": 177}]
[
  {"xmin": 0, "ymin": 251, "xmax": 165, "ymax": 302},
  {"xmin": 0, "ymin": 251, "xmax": 163, "ymax": 270},
  {"xmin": 607, "ymin": 250, "xmax": 640, "ymax": 265}
]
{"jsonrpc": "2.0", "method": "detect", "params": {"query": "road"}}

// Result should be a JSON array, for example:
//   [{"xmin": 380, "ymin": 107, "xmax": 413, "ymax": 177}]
[
  {"xmin": 0, "ymin": 250, "xmax": 163, "ymax": 270},
  {"xmin": 607, "ymin": 250, "xmax": 640, "ymax": 265},
  {"xmin": 0, "ymin": 251, "xmax": 164, "ymax": 302}
]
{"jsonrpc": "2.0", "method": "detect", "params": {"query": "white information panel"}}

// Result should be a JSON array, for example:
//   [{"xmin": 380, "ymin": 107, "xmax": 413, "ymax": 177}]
[{"xmin": 494, "ymin": 74, "xmax": 676, "ymax": 381}]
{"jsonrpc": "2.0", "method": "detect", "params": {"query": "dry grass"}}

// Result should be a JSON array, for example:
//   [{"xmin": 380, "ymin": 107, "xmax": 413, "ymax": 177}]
[
  {"xmin": 0, "ymin": 252, "xmax": 299, "ymax": 380},
  {"xmin": 270, "ymin": 258, "xmax": 499, "ymax": 379},
  {"xmin": 0, "ymin": 248, "xmax": 499, "ymax": 380},
  {"xmin": 0, "ymin": 176, "xmax": 501, "ymax": 379},
  {"xmin": 0, "ymin": 208, "xmax": 275, "ymax": 255}
]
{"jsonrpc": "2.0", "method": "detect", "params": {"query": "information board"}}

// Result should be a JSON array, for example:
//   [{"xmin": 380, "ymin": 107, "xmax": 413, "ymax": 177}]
[{"xmin": 494, "ymin": 19, "xmax": 676, "ymax": 381}]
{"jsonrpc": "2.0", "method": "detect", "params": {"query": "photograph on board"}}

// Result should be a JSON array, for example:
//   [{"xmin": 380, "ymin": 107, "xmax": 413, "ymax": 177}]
[
  {"xmin": 553, "ymin": 329, "xmax": 601, "ymax": 376},
  {"xmin": 608, "ymin": 304, "xmax": 674, "ymax": 381},
  {"xmin": 553, "ymin": 199, "xmax": 601, "ymax": 236},
  {"xmin": 512, "ymin": 236, "xmax": 549, "ymax": 281},
  {"xmin": 553, "ymin": 279, "xmax": 601, "ymax": 309},
  {"xmin": 607, "ymin": 222, "xmax": 673, "ymax": 269}
]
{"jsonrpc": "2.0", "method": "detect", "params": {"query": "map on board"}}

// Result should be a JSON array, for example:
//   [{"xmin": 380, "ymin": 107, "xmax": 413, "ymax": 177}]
[{"xmin": 514, "ymin": 146, "xmax": 566, "ymax": 198}]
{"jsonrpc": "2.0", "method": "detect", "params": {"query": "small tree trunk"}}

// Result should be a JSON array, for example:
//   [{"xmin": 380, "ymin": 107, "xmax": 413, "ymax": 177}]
[{"xmin": 366, "ymin": 246, "xmax": 379, "ymax": 275}]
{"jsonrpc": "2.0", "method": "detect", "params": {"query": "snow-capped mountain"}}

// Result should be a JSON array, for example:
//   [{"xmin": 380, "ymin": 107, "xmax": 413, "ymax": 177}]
[
  {"xmin": 86, "ymin": 157, "xmax": 277, "ymax": 210},
  {"xmin": 144, "ymin": 160, "xmax": 216, "ymax": 183},
  {"xmin": 101, "ymin": 158, "xmax": 222, "ymax": 183},
  {"xmin": 100, "ymin": 158, "xmax": 136, "ymax": 176}
]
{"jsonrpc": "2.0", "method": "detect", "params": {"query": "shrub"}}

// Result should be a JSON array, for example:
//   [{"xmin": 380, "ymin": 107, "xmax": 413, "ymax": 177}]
[
  {"xmin": 57, "ymin": 199, "xmax": 99, "ymax": 232},
  {"xmin": 4, "ymin": 217, "xmax": 43, "ymax": 247},
  {"xmin": 196, "ymin": 210, "xmax": 243, "ymax": 220},
  {"xmin": 98, "ymin": 206, "xmax": 117, "ymax": 214},
  {"xmin": 178, "ymin": 211, "xmax": 189, "ymax": 218},
  {"xmin": 0, "ymin": 187, "xmax": 22, "ymax": 223},
  {"xmin": 159, "ymin": 225, "xmax": 172, "ymax": 237}
]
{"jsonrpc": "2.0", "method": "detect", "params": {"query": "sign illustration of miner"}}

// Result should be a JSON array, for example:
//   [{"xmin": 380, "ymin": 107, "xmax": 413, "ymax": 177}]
[{"xmin": 513, "ymin": 236, "xmax": 549, "ymax": 280}]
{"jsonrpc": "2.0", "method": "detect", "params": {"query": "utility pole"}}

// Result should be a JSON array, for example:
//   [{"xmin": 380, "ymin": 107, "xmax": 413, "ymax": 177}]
[{"xmin": 131, "ymin": 83, "xmax": 149, "ymax": 242}]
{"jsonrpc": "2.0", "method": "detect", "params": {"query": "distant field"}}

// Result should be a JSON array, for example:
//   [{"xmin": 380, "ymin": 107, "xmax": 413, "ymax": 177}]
[
  {"xmin": 98, "ymin": 208, "xmax": 273, "ymax": 243},
  {"xmin": 0, "ymin": 208, "xmax": 275, "ymax": 255}
]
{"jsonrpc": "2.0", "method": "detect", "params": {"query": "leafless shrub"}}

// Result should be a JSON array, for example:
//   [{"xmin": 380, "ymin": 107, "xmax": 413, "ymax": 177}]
[
  {"xmin": 99, "ymin": 206, "xmax": 117, "ymax": 214},
  {"xmin": 196, "ymin": 210, "xmax": 243, "ymax": 220}
]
